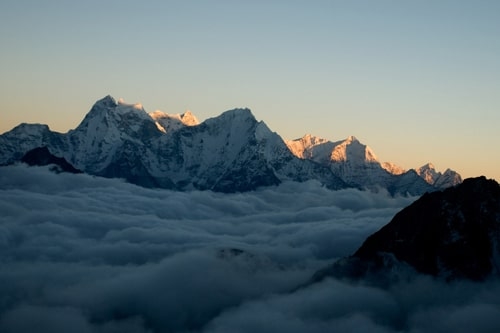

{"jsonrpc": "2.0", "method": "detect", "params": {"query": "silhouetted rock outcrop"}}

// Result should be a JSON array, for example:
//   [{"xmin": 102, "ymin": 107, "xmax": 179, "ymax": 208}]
[
  {"xmin": 21, "ymin": 146, "xmax": 82, "ymax": 174},
  {"xmin": 313, "ymin": 177, "xmax": 500, "ymax": 283}
]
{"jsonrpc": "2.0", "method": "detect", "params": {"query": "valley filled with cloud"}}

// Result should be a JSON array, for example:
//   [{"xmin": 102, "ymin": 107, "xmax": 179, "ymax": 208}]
[{"xmin": 1, "ymin": 165, "xmax": 499, "ymax": 333}]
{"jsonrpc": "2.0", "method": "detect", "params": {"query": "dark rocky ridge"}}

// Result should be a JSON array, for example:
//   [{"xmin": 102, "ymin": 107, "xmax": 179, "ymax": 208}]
[
  {"xmin": 21, "ymin": 146, "xmax": 82, "ymax": 174},
  {"xmin": 313, "ymin": 177, "xmax": 500, "ymax": 283}
]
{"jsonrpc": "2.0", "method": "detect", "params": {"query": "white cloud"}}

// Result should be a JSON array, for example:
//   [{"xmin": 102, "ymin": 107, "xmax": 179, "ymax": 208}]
[{"xmin": 0, "ymin": 165, "xmax": 498, "ymax": 332}]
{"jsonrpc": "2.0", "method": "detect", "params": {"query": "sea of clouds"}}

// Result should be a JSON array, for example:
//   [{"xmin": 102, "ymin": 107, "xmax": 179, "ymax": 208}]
[{"xmin": 1, "ymin": 165, "xmax": 499, "ymax": 333}]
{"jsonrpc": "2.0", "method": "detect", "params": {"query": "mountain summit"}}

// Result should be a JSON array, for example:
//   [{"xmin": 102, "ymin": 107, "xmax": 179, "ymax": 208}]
[
  {"xmin": 1, "ymin": 96, "xmax": 461, "ymax": 194},
  {"xmin": 150, "ymin": 109, "xmax": 199, "ymax": 133},
  {"xmin": 416, "ymin": 163, "xmax": 462, "ymax": 189}
]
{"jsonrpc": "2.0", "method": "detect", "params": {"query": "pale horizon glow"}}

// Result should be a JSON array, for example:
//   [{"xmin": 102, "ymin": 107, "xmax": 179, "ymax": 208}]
[{"xmin": 0, "ymin": 1, "xmax": 499, "ymax": 181}]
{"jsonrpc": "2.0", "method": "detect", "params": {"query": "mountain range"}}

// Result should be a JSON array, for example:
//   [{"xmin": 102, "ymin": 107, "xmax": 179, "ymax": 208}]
[
  {"xmin": 286, "ymin": 134, "xmax": 461, "ymax": 192},
  {"xmin": 0, "ymin": 95, "xmax": 461, "ymax": 194}
]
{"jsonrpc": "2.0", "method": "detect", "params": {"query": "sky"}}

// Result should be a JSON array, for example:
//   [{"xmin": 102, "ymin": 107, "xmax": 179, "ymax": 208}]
[
  {"xmin": 0, "ymin": 0, "xmax": 499, "ymax": 181},
  {"xmin": 2, "ymin": 165, "xmax": 500, "ymax": 332}
]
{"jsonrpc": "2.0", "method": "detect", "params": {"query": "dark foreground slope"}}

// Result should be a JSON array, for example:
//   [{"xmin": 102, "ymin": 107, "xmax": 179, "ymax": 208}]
[
  {"xmin": 21, "ymin": 146, "xmax": 82, "ymax": 174},
  {"xmin": 314, "ymin": 176, "xmax": 500, "ymax": 283}
]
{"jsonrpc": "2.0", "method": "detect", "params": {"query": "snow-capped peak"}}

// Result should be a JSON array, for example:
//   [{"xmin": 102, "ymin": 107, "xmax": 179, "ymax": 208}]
[
  {"xmin": 418, "ymin": 162, "xmax": 436, "ymax": 171},
  {"xmin": 150, "ymin": 109, "xmax": 200, "ymax": 133},
  {"xmin": 218, "ymin": 108, "xmax": 254, "ymax": 120},
  {"xmin": 285, "ymin": 134, "xmax": 380, "ymax": 163},
  {"xmin": 300, "ymin": 134, "xmax": 330, "ymax": 147},
  {"xmin": 205, "ymin": 108, "xmax": 256, "ymax": 131},
  {"xmin": 381, "ymin": 162, "xmax": 406, "ymax": 175},
  {"xmin": 94, "ymin": 95, "xmax": 118, "ymax": 108},
  {"xmin": 330, "ymin": 136, "xmax": 378, "ymax": 163},
  {"xmin": 414, "ymin": 163, "xmax": 462, "ymax": 189},
  {"xmin": 201, "ymin": 108, "xmax": 256, "ymax": 134},
  {"xmin": 180, "ymin": 110, "xmax": 199, "ymax": 126},
  {"xmin": 117, "ymin": 98, "xmax": 144, "ymax": 111},
  {"xmin": 285, "ymin": 134, "xmax": 331, "ymax": 159},
  {"xmin": 415, "ymin": 163, "xmax": 440, "ymax": 184},
  {"xmin": 86, "ymin": 96, "xmax": 150, "ymax": 122},
  {"xmin": 345, "ymin": 135, "xmax": 359, "ymax": 144},
  {"xmin": 116, "ymin": 98, "xmax": 146, "ymax": 113}
]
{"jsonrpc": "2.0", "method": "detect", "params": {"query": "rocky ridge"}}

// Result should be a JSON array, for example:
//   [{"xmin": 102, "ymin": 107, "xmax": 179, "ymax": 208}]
[{"xmin": 313, "ymin": 176, "xmax": 500, "ymax": 283}]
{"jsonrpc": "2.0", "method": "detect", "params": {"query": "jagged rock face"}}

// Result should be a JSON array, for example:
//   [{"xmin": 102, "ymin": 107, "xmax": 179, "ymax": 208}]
[
  {"xmin": 21, "ymin": 146, "xmax": 82, "ymax": 174},
  {"xmin": 386, "ymin": 170, "xmax": 435, "ymax": 197},
  {"xmin": 315, "ymin": 177, "xmax": 500, "ymax": 282}
]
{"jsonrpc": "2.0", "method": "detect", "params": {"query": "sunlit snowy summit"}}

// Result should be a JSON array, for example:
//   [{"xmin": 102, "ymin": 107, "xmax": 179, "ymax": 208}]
[
  {"xmin": 0, "ymin": 95, "xmax": 461, "ymax": 194},
  {"xmin": 286, "ymin": 134, "xmax": 461, "ymax": 192}
]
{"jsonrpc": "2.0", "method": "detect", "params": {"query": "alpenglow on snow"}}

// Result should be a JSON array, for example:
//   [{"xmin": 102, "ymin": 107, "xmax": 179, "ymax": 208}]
[{"xmin": 0, "ymin": 95, "xmax": 461, "ymax": 194}]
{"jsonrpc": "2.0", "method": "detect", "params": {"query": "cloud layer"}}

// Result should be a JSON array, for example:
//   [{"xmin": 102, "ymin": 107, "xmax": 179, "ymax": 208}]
[{"xmin": 0, "ymin": 165, "xmax": 499, "ymax": 332}]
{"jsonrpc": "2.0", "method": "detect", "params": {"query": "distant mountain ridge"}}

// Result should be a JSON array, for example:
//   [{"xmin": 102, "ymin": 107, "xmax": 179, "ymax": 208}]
[
  {"xmin": 286, "ymin": 134, "xmax": 461, "ymax": 192},
  {"xmin": 0, "ymin": 95, "xmax": 461, "ymax": 194}
]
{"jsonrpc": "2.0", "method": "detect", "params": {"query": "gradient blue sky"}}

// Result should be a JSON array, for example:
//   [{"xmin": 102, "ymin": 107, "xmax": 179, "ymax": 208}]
[{"xmin": 1, "ymin": 1, "xmax": 499, "ymax": 181}]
